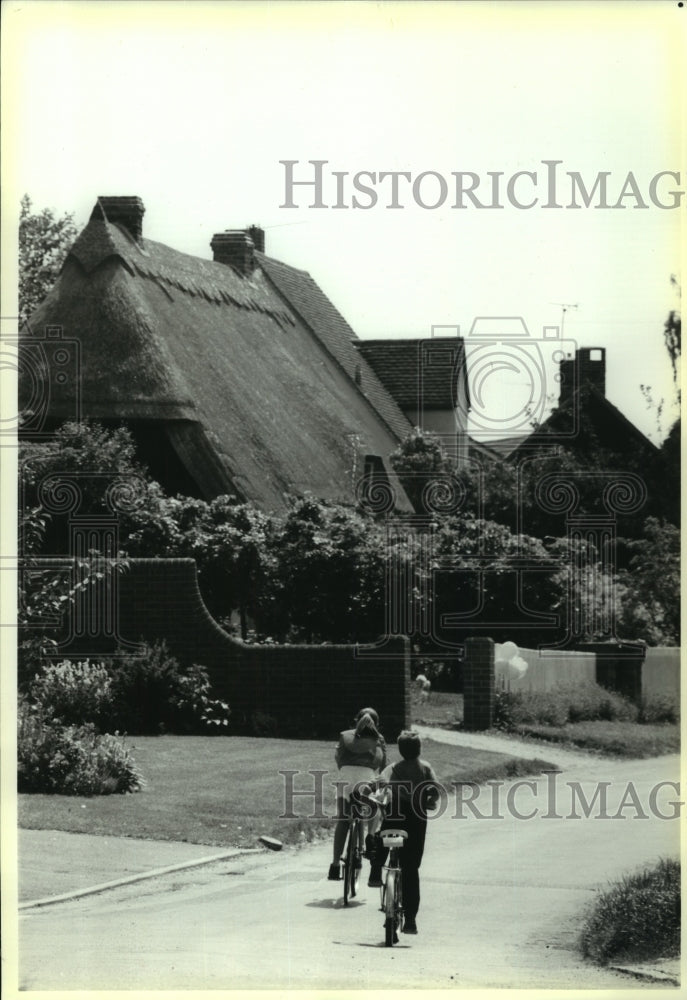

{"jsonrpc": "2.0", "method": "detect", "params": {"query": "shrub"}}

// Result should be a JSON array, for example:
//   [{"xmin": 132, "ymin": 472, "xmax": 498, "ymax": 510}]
[
  {"xmin": 493, "ymin": 689, "xmax": 568, "ymax": 729},
  {"xmin": 29, "ymin": 659, "xmax": 114, "ymax": 730},
  {"xmin": 168, "ymin": 663, "xmax": 232, "ymax": 733},
  {"xmin": 26, "ymin": 643, "xmax": 231, "ymax": 736},
  {"xmin": 638, "ymin": 694, "xmax": 680, "ymax": 724},
  {"xmin": 580, "ymin": 857, "xmax": 680, "ymax": 964},
  {"xmin": 493, "ymin": 682, "xmax": 638, "ymax": 730},
  {"xmin": 107, "ymin": 642, "xmax": 230, "ymax": 735},
  {"xmin": 18, "ymin": 703, "xmax": 143, "ymax": 795},
  {"xmin": 565, "ymin": 684, "xmax": 638, "ymax": 723},
  {"xmin": 249, "ymin": 710, "xmax": 279, "ymax": 737}
]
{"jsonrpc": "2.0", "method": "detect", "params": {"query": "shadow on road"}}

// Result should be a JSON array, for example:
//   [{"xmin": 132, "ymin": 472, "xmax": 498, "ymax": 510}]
[
  {"xmin": 352, "ymin": 941, "xmax": 412, "ymax": 949},
  {"xmin": 306, "ymin": 897, "xmax": 367, "ymax": 909}
]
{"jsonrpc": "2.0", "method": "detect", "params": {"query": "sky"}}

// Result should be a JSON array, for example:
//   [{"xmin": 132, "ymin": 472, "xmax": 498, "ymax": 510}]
[{"xmin": 2, "ymin": 0, "xmax": 684, "ymax": 442}]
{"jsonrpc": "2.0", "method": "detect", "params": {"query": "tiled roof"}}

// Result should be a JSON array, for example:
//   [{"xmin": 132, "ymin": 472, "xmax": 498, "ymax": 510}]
[
  {"xmin": 473, "ymin": 435, "xmax": 528, "ymax": 459},
  {"xmin": 468, "ymin": 437, "xmax": 511, "ymax": 462},
  {"xmin": 354, "ymin": 337, "xmax": 466, "ymax": 411},
  {"xmin": 509, "ymin": 386, "xmax": 658, "ymax": 459}
]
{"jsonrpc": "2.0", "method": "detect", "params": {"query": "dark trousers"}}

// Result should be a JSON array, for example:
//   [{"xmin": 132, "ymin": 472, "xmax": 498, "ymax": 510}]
[{"xmin": 378, "ymin": 815, "xmax": 427, "ymax": 921}]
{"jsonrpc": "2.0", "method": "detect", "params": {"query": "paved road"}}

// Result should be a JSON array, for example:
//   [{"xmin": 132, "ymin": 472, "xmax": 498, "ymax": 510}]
[{"xmin": 18, "ymin": 752, "xmax": 680, "ymax": 990}]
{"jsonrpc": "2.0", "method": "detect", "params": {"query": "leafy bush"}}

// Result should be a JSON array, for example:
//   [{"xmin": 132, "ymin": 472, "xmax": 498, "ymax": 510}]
[
  {"xmin": 18, "ymin": 704, "xmax": 143, "ymax": 795},
  {"xmin": 29, "ymin": 659, "xmax": 114, "ymax": 730},
  {"xmin": 249, "ymin": 710, "xmax": 279, "ymax": 737},
  {"xmin": 26, "ymin": 643, "xmax": 230, "ymax": 736},
  {"xmin": 580, "ymin": 857, "xmax": 680, "ymax": 964},
  {"xmin": 494, "ymin": 682, "xmax": 638, "ymax": 730},
  {"xmin": 565, "ymin": 684, "xmax": 638, "ymax": 723},
  {"xmin": 638, "ymin": 694, "xmax": 680, "ymax": 724},
  {"xmin": 107, "ymin": 642, "xmax": 230, "ymax": 735}
]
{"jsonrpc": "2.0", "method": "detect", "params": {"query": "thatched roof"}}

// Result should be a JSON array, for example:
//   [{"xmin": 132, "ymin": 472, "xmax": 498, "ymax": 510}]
[
  {"xmin": 258, "ymin": 256, "xmax": 412, "ymax": 440},
  {"xmin": 23, "ymin": 209, "xmax": 414, "ymax": 511}
]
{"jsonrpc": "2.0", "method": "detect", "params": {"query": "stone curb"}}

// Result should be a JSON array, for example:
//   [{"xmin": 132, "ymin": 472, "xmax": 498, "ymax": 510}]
[
  {"xmin": 19, "ymin": 847, "xmax": 263, "ymax": 911},
  {"xmin": 608, "ymin": 962, "xmax": 680, "ymax": 986}
]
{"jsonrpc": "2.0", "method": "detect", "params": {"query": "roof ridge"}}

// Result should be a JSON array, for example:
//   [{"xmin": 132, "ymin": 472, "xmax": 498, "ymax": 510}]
[
  {"xmin": 69, "ymin": 217, "xmax": 296, "ymax": 328},
  {"xmin": 257, "ymin": 253, "xmax": 412, "ymax": 442},
  {"xmin": 254, "ymin": 250, "xmax": 311, "ymax": 277}
]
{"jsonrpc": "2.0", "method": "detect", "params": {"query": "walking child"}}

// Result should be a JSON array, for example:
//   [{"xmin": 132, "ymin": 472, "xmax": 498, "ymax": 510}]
[{"xmin": 368, "ymin": 730, "xmax": 439, "ymax": 934}]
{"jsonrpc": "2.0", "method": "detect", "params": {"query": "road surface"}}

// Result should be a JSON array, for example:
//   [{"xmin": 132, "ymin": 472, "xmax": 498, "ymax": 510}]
[{"xmin": 18, "ymin": 753, "xmax": 680, "ymax": 990}]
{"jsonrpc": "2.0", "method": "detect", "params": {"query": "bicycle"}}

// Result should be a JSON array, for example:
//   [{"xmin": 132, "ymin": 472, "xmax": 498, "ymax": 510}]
[
  {"xmin": 357, "ymin": 790, "xmax": 408, "ymax": 947},
  {"xmin": 379, "ymin": 828, "xmax": 407, "ymax": 946},
  {"xmin": 340, "ymin": 800, "xmax": 364, "ymax": 906}
]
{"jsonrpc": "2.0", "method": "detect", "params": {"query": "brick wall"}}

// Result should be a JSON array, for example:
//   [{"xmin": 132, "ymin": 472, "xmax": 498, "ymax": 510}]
[
  {"xmin": 576, "ymin": 641, "xmax": 645, "ymax": 705},
  {"xmin": 33, "ymin": 557, "xmax": 410, "ymax": 739},
  {"xmin": 463, "ymin": 637, "xmax": 494, "ymax": 730}
]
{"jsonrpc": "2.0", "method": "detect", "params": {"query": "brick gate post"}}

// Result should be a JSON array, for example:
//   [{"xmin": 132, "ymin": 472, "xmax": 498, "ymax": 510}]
[{"xmin": 463, "ymin": 637, "xmax": 495, "ymax": 730}]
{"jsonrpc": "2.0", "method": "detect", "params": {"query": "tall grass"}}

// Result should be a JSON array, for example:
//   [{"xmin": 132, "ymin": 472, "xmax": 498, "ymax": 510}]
[
  {"xmin": 580, "ymin": 857, "xmax": 680, "ymax": 964},
  {"xmin": 494, "ymin": 682, "xmax": 639, "ymax": 730}
]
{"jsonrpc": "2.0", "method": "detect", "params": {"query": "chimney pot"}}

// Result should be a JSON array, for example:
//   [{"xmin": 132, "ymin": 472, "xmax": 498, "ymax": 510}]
[
  {"xmin": 247, "ymin": 225, "xmax": 265, "ymax": 253},
  {"xmin": 211, "ymin": 228, "xmax": 263, "ymax": 275},
  {"xmin": 93, "ymin": 196, "xmax": 145, "ymax": 241},
  {"xmin": 559, "ymin": 347, "xmax": 606, "ymax": 405}
]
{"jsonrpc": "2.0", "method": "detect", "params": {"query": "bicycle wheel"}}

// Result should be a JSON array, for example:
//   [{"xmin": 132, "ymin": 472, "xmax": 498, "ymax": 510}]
[
  {"xmin": 395, "ymin": 869, "xmax": 404, "ymax": 932},
  {"xmin": 343, "ymin": 821, "xmax": 360, "ymax": 906},
  {"xmin": 384, "ymin": 870, "xmax": 397, "ymax": 946}
]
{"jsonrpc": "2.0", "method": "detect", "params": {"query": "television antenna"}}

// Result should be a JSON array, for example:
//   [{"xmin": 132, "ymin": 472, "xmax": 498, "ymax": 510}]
[{"xmin": 551, "ymin": 302, "xmax": 578, "ymax": 337}]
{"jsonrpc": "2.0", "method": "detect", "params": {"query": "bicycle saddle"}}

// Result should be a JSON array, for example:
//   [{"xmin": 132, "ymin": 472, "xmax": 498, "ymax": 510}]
[{"xmin": 381, "ymin": 829, "xmax": 408, "ymax": 846}]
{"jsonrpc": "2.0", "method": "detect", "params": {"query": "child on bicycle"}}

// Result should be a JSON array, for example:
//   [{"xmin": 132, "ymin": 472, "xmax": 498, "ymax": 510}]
[
  {"xmin": 367, "ymin": 730, "xmax": 439, "ymax": 935},
  {"xmin": 328, "ymin": 707, "xmax": 387, "ymax": 881}
]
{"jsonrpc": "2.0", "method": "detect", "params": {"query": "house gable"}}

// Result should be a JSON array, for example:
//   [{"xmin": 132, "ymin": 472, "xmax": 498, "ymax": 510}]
[{"xmin": 21, "ymin": 201, "xmax": 414, "ymax": 512}]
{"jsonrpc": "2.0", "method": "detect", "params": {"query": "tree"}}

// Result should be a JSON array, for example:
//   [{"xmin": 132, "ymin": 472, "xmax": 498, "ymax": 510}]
[
  {"xmin": 616, "ymin": 518, "xmax": 680, "ymax": 646},
  {"xmin": 18, "ymin": 421, "xmax": 141, "ymax": 685},
  {"xmin": 19, "ymin": 194, "xmax": 77, "ymax": 325},
  {"xmin": 124, "ymin": 492, "xmax": 276, "ymax": 639},
  {"xmin": 664, "ymin": 275, "xmax": 681, "ymax": 400},
  {"xmin": 389, "ymin": 428, "xmax": 456, "ymax": 513},
  {"xmin": 20, "ymin": 420, "xmax": 153, "ymax": 553},
  {"xmin": 265, "ymin": 495, "xmax": 390, "ymax": 643},
  {"xmin": 430, "ymin": 514, "xmax": 566, "ymax": 649}
]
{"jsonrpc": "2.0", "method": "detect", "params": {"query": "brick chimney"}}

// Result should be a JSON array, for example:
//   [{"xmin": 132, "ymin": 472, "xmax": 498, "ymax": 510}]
[
  {"xmin": 559, "ymin": 347, "xmax": 606, "ymax": 405},
  {"xmin": 92, "ymin": 196, "xmax": 145, "ymax": 241},
  {"xmin": 247, "ymin": 225, "xmax": 265, "ymax": 253},
  {"xmin": 211, "ymin": 227, "xmax": 264, "ymax": 275}
]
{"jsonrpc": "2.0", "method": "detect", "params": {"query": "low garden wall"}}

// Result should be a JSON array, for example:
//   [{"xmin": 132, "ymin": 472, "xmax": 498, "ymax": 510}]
[
  {"xmin": 495, "ymin": 643, "xmax": 679, "ymax": 706},
  {"xmin": 497, "ymin": 648, "xmax": 596, "ymax": 693},
  {"xmin": 642, "ymin": 647, "xmax": 681, "ymax": 702},
  {"xmin": 32, "ymin": 558, "xmax": 411, "ymax": 739}
]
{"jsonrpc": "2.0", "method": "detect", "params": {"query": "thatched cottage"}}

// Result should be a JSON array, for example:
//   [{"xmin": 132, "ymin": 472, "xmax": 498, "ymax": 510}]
[{"xmin": 21, "ymin": 196, "xmax": 471, "ymax": 510}]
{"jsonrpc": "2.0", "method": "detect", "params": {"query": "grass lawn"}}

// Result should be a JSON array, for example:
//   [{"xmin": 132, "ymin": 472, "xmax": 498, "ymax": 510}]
[
  {"xmin": 411, "ymin": 690, "xmax": 680, "ymax": 759},
  {"xmin": 512, "ymin": 720, "xmax": 681, "ymax": 758},
  {"xmin": 18, "ymin": 735, "xmax": 554, "ymax": 848},
  {"xmin": 411, "ymin": 688, "xmax": 464, "ymax": 728}
]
